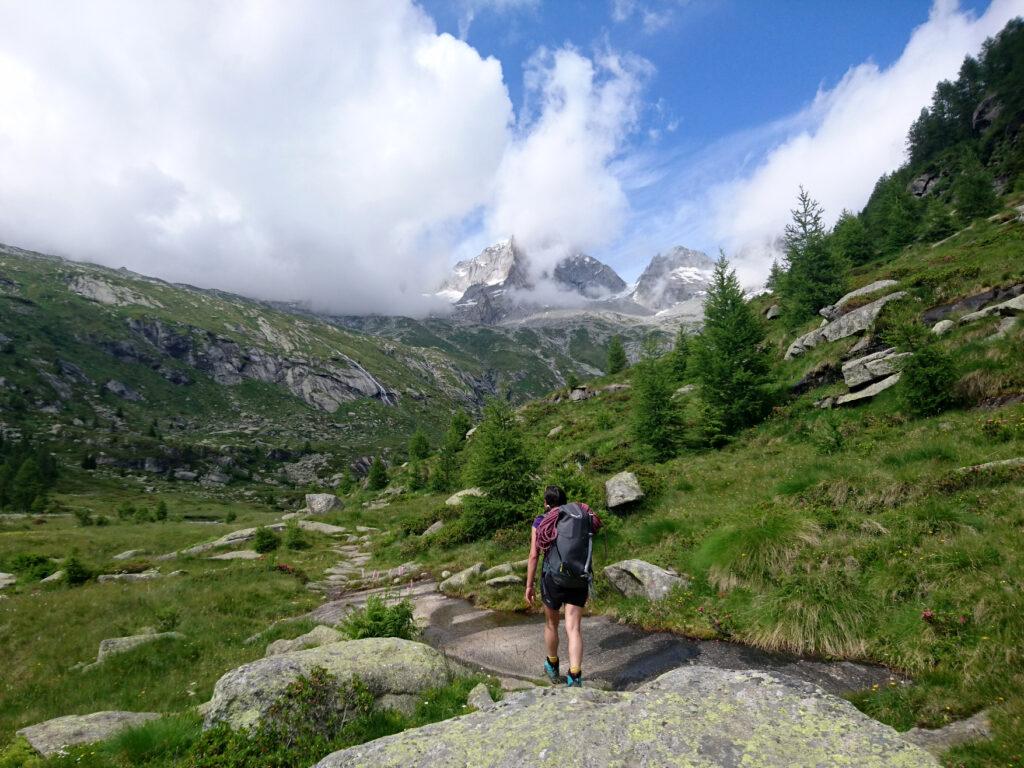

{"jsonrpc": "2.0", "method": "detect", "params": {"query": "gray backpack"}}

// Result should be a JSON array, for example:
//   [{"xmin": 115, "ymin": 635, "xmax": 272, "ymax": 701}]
[{"xmin": 543, "ymin": 502, "xmax": 594, "ymax": 589}]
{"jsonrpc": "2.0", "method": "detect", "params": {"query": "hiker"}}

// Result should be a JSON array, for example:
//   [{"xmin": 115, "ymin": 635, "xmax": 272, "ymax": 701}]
[{"xmin": 525, "ymin": 484, "xmax": 602, "ymax": 687}]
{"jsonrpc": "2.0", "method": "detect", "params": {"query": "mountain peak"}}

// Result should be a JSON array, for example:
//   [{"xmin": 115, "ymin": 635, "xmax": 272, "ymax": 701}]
[{"xmin": 630, "ymin": 246, "xmax": 714, "ymax": 311}]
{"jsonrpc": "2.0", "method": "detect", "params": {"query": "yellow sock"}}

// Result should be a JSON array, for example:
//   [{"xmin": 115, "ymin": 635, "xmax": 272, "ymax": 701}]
[
  {"xmin": 569, "ymin": 667, "xmax": 581, "ymax": 676},
  {"xmin": 547, "ymin": 656, "xmax": 559, "ymax": 665}
]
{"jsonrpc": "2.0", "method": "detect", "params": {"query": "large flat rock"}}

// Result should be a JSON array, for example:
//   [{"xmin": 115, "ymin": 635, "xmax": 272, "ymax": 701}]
[
  {"xmin": 204, "ymin": 637, "xmax": 460, "ymax": 729},
  {"xmin": 17, "ymin": 711, "xmax": 160, "ymax": 757},
  {"xmin": 786, "ymin": 291, "xmax": 906, "ymax": 359},
  {"xmin": 313, "ymin": 666, "xmax": 937, "ymax": 768}
]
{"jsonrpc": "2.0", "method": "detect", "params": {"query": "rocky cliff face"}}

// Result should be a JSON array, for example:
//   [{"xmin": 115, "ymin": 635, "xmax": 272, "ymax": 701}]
[
  {"xmin": 551, "ymin": 253, "xmax": 627, "ymax": 297},
  {"xmin": 125, "ymin": 317, "xmax": 397, "ymax": 412},
  {"xmin": 630, "ymin": 246, "xmax": 715, "ymax": 311}
]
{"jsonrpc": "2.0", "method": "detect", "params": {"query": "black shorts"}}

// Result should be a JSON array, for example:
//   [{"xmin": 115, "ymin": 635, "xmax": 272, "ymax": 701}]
[{"xmin": 541, "ymin": 571, "xmax": 588, "ymax": 610}]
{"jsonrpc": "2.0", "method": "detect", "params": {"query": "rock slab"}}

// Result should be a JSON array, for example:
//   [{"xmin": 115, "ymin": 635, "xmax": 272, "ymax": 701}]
[
  {"xmin": 0, "ymin": 572, "xmax": 14, "ymax": 589},
  {"xmin": 836, "ymin": 372, "xmax": 902, "ymax": 406},
  {"xmin": 445, "ymin": 487, "xmax": 485, "ymax": 506},
  {"xmin": 265, "ymin": 625, "xmax": 342, "ymax": 657},
  {"xmin": 604, "ymin": 559, "xmax": 686, "ymax": 601},
  {"xmin": 903, "ymin": 710, "xmax": 992, "ymax": 756},
  {"xmin": 17, "ymin": 711, "xmax": 161, "ymax": 758},
  {"xmin": 95, "ymin": 631, "xmax": 184, "ymax": 663},
  {"xmin": 786, "ymin": 291, "xmax": 906, "ymax": 359},
  {"xmin": 204, "ymin": 638, "xmax": 460, "ymax": 729},
  {"xmin": 439, "ymin": 563, "xmax": 483, "ymax": 594},
  {"xmin": 841, "ymin": 347, "xmax": 912, "ymax": 388},
  {"xmin": 313, "ymin": 666, "xmax": 938, "ymax": 768},
  {"xmin": 305, "ymin": 493, "xmax": 340, "ymax": 515},
  {"xmin": 604, "ymin": 471, "xmax": 643, "ymax": 509}
]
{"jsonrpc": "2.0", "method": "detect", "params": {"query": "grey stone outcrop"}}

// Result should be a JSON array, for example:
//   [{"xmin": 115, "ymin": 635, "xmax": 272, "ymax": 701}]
[
  {"xmin": 605, "ymin": 471, "xmax": 643, "ymax": 509},
  {"xmin": 841, "ymin": 348, "xmax": 912, "ymax": 389},
  {"xmin": 439, "ymin": 563, "xmax": 484, "ymax": 594},
  {"xmin": 819, "ymin": 280, "xmax": 900, "ymax": 321},
  {"xmin": 305, "ymin": 493, "xmax": 340, "ymax": 515},
  {"xmin": 265, "ymin": 625, "xmax": 342, "ymax": 657},
  {"xmin": 313, "ymin": 666, "xmax": 938, "ymax": 768},
  {"xmin": 786, "ymin": 291, "xmax": 907, "ymax": 359},
  {"xmin": 604, "ymin": 559, "xmax": 687, "ymax": 601},
  {"xmin": 97, "ymin": 569, "xmax": 162, "ymax": 584},
  {"xmin": 17, "ymin": 711, "xmax": 161, "ymax": 758},
  {"xmin": 903, "ymin": 710, "xmax": 992, "ymax": 756},
  {"xmin": 836, "ymin": 372, "xmax": 902, "ymax": 406},
  {"xmin": 445, "ymin": 488, "xmax": 484, "ymax": 506},
  {"xmin": 204, "ymin": 638, "xmax": 460, "ymax": 729}
]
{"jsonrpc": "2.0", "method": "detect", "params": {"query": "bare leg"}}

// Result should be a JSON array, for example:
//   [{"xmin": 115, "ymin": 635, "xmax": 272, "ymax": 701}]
[
  {"xmin": 565, "ymin": 604, "xmax": 583, "ymax": 671},
  {"xmin": 544, "ymin": 605, "xmax": 560, "ymax": 659}
]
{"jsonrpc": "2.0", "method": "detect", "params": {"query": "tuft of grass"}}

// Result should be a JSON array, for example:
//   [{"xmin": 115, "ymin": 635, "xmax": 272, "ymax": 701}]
[{"xmin": 691, "ymin": 510, "xmax": 821, "ymax": 591}]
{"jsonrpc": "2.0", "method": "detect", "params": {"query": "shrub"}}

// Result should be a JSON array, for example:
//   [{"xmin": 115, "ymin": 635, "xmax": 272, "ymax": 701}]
[
  {"xmin": 284, "ymin": 521, "xmax": 308, "ymax": 551},
  {"xmin": 902, "ymin": 343, "xmax": 958, "ymax": 416},
  {"xmin": 155, "ymin": 500, "xmax": 169, "ymax": 521},
  {"xmin": 73, "ymin": 508, "xmax": 94, "ymax": 526},
  {"xmin": 186, "ymin": 668, "xmax": 375, "ymax": 768},
  {"xmin": 460, "ymin": 496, "xmax": 527, "ymax": 541},
  {"xmin": 116, "ymin": 502, "xmax": 136, "ymax": 520},
  {"xmin": 9, "ymin": 552, "xmax": 53, "ymax": 581},
  {"xmin": 155, "ymin": 607, "xmax": 181, "ymax": 632},
  {"xmin": 225, "ymin": 510, "xmax": 237, "ymax": 523},
  {"xmin": 63, "ymin": 554, "xmax": 92, "ymax": 586},
  {"xmin": 340, "ymin": 596, "xmax": 417, "ymax": 640},
  {"xmin": 253, "ymin": 526, "xmax": 281, "ymax": 554},
  {"xmin": 366, "ymin": 456, "xmax": 388, "ymax": 491}
]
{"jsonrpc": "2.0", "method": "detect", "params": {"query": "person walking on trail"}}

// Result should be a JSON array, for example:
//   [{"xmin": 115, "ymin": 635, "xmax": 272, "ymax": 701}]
[{"xmin": 525, "ymin": 484, "xmax": 602, "ymax": 687}]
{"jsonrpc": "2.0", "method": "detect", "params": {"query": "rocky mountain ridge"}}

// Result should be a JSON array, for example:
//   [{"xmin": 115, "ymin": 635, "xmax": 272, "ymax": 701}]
[{"xmin": 437, "ymin": 238, "xmax": 712, "ymax": 326}]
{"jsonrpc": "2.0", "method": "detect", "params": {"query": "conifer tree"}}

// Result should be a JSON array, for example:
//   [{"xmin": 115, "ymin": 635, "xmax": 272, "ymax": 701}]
[
  {"xmin": 632, "ymin": 354, "xmax": 682, "ymax": 461},
  {"xmin": 366, "ymin": 456, "xmax": 388, "ymax": 491},
  {"xmin": 606, "ymin": 335, "xmax": 627, "ymax": 374},
  {"xmin": 10, "ymin": 458, "xmax": 44, "ymax": 511},
  {"xmin": 830, "ymin": 210, "xmax": 873, "ymax": 266},
  {"xmin": 954, "ymin": 157, "xmax": 999, "ymax": 223},
  {"xmin": 920, "ymin": 197, "xmax": 957, "ymax": 242},
  {"xmin": 408, "ymin": 428, "xmax": 430, "ymax": 461},
  {"xmin": 780, "ymin": 187, "xmax": 848, "ymax": 323},
  {"xmin": 461, "ymin": 397, "xmax": 537, "ymax": 537},
  {"xmin": 670, "ymin": 326, "xmax": 690, "ymax": 383},
  {"xmin": 691, "ymin": 255, "xmax": 770, "ymax": 435}
]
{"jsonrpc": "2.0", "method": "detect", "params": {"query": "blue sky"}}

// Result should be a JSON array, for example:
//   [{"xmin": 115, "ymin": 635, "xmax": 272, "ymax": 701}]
[
  {"xmin": 423, "ymin": 0, "xmax": 985, "ymax": 145},
  {"xmin": 0, "ymin": 0, "xmax": 1020, "ymax": 311}
]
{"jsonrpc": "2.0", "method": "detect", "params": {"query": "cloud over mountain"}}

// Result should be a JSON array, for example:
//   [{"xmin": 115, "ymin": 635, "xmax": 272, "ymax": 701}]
[{"xmin": 0, "ymin": 0, "xmax": 641, "ymax": 315}]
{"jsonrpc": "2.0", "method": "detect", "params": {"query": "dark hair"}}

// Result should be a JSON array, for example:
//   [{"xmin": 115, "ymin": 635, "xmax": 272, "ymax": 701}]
[{"xmin": 544, "ymin": 485, "xmax": 567, "ymax": 508}]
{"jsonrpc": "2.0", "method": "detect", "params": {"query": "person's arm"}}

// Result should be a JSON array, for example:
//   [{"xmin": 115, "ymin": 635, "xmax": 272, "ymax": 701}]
[{"xmin": 525, "ymin": 526, "xmax": 539, "ymax": 606}]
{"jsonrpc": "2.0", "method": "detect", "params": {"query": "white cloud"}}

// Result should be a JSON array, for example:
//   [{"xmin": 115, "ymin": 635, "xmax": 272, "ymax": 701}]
[
  {"xmin": 456, "ymin": 0, "xmax": 540, "ymax": 39},
  {"xmin": 486, "ymin": 47, "xmax": 651, "ymax": 273},
  {"xmin": 704, "ymin": 0, "xmax": 1024, "ymax": 287},
  {"xmin": 0, "ymin": 0, "xmax": 513, "ymax": 314}
]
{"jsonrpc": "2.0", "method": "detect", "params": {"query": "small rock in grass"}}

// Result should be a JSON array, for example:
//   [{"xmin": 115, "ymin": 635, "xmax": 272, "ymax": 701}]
[
  {"xmin": 604, "ymin": 472, "xmax": 643, "ymax": 509},
  {"xmin": 17, "ymin": 712, "xmax": 161, "ymax": 758},
  {"xmin": 467, "ymin": 683, "xmax": 494, "ymax": 710},
  {"xmin": 439, "ymin": 563, "xmax": 483, "ymax": 594},
  {"xmin": 486, "ymin": 574, "xmax": 523, "ymax": 588}
]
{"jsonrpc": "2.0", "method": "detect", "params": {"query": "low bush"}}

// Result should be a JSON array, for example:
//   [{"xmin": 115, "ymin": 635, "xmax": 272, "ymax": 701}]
[
  {"xmin": 63, "ymin": 554, "xmax": 92, "ymax": 586},
  {"xmin": 253, "ymin": 526, "xmax": 280, "ymax": 554},
  {"xmin": 340, "ymin": 595, "xmax": 417, "ymax": 640},
  {"xmin": 284, "ymin": 521, "xmax": 308, "ymax": 551},
  {"xmin": 901, "ymin": 343, "xmax": 958, "ymax": 417}
]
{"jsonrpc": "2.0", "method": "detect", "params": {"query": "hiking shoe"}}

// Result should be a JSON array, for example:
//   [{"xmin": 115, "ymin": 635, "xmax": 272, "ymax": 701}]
[
  {"xmin": 544, "ymin": 658, "xmax": 560, "ymax": 684},
  {"xmin": 566, "ymin": 672, "xmax": 583, "ymax": 688}
]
